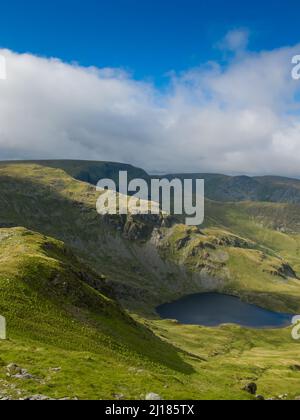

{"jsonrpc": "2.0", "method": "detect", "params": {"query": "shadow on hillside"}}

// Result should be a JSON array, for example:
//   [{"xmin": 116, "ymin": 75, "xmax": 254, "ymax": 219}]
[{"xmin": 0, "ymin": 172, "xmax": 195, "ymax": 375}]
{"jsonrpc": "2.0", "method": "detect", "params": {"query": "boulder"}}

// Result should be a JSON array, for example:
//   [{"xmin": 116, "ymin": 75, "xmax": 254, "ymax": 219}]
[
  {"xmin": 50, "ymin": 367, "xmax": 61, "ymax": 373},
  {"xmin": 243, "ymin": 383, "xmax": 257, "ymax": 395},
  {"xmin": 25, "ymin": 395, "xmax": 52, "ymax": 401},
  {"xmin": 13, "ymin": 371, "xmax": 34, "ymax": 380},
  {"xmin": 6, "ymin": 363, "xmax": 22, "ymax": 376},
  {"xmin": 145, "ymin": 393, "xmax": 163, "ymax": 401},
  {"xmin": 6, "ymin": 364, "xmax": 34, "ymax": 380}
]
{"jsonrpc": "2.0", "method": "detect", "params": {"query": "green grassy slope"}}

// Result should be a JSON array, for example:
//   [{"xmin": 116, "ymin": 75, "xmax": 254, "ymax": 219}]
[
  {"xmin": 0, "ymin": 160, "xmax": 150, "ymax": 186},
  {"xmin": 0, "ymin": 163, "xmax": 157, "ymax": 303},
  {"xmin": 205, "ymin": 200, "xmax": 300, "ymax": 276},
  {"xmin": 3, "ymin": 160, "xmax": 300, "ymax": 203},
  {"xmin": 0, "ymin": 163, "xmax": 218, "ymax": 309},
  {"xmin": 0, "ymin": 228, "xmax": 299, "ymax": 400},
  {"xmin": 0, "ymin": 227, "xmax": 198, "ymax": 400},
  {"xmin": 163, "ymin": 173, "xmax": 300, "ymax": 204},
  {"xmin": 0, "ymin": 162, "xmax": 300, "ymax": 399},
  {"xmin": 0, "ymin": 163, "xmax": 299, "ymax": 312},
  {"xmin": 150, "ymin": 319, "xmax": 300, "ymax": 400},
  {"xmin": 156, "ymin": 223, "xmax": 300, "ymax": 313}
]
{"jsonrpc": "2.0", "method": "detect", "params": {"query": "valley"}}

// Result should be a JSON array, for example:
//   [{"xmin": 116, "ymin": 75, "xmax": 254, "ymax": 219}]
[{"xmin": 0, "ymin": 161, "xmax": 300, "ymax": 400}]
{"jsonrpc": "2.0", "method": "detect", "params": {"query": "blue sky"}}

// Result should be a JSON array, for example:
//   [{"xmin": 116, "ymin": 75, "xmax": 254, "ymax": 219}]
[
  {"xmin": 1, "ymin": 1, "xmax": 300, "ymax": 175},
  {"xmin": 1, "ymin": 0, "xmax": 300, "ymax": 83}
]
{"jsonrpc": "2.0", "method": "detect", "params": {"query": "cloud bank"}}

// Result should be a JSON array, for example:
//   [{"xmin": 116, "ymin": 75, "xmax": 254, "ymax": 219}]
[{"xmin": 1, "ymin": 32, "xmax": 300, "ymax": 176}]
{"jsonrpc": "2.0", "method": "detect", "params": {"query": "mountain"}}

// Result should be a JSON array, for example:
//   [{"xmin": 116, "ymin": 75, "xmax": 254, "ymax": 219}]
[
  {"xmin": 0, "ymin": 161, "xmax": 300, "ymax": 400},
  {"xmin": 164, "ymin": 173, "xmax": 300, "ymax": 204},
  {"xmin": 0, "ymin": 160, "xmax": 150, "ymax": 186},
  {"xmin": 0, "ymin": 162, "xmax": 299, "ymax": 312},
  {"xmin": 2, "ymin": 160, "xmax": 300, "ymax": 204}
]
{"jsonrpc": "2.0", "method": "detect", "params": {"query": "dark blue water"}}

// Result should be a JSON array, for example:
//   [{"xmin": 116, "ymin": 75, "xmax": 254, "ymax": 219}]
[{"xmin": 157, "ymin": 293, "xmax": 293, "ymax": 329}]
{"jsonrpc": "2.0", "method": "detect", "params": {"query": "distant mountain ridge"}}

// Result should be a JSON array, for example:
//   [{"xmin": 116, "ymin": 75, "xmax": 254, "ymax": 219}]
[
  {"xmin": 164, "ymin": 173, "xmax": 300, "ymax": 204},
  {"xmin": 1, "ymin": 160, "xmax": 300, "ymax": 204},
  {"xmin": 0, "ymin": 160, "xmax": 150, "ymax": 186}
]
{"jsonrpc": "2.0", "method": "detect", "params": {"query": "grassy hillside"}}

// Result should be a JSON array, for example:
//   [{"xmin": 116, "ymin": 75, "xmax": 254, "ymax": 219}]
[
  {"xmin": 0, "ymin": 227, "xmax": 198, "ymax": 400},
  {"xmin": 0, "ymin": 160, "xmax": 150, "ymax": 187},
  {"xmin": 0, "ymin": 228, "xmax": 299, "ymax": 400},
  {"xmin": 0, "ymin": 161, "xmax": 300, "ymax": 399},
  {"xmin": 2, "ymin": 160, "xmax": 300, "ymax": 204},
  {"xmin": 0, "ymin": 163, "xmax": 220, "ymax": 309},
  {"xmin": 0, "ymin": 163, "xmax": 154, "ymax": 302},
  {"xmin": 149, "ymin": 319, "xmax": 300, "ymax": 400},
  {"xmin": 164, "ymin": 172, "xmax": 300, "ymax": 204},
  {"xmin": 0, "ymin": 163, "xmax": 300, "ymax": 312},
  {"xmin": 155, "ymin": 223, "xmax": 300, "ymax": 313}
]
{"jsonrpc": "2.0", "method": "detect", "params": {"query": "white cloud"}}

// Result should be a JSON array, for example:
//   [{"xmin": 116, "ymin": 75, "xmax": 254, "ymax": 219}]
[
  {"xmin": 1, "ymin": 35, "xmax": 300, "ymax": 176},
  {"xmin": 217, "ymin": 29, "xmax": 250, "ymax": 52}
]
